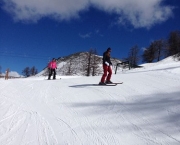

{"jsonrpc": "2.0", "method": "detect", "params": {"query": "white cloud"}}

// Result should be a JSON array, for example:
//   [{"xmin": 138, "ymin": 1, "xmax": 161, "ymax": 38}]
[
  {"xmin": 79, "ymin": 32, "xmax": 91, "ymax": 38},
  {"xmin": 1, "ymin": 0, "xmax": 174, "ymax": 28},
  {"xmin": 142, "ymin": 47, "xmax": 147, "ymax": 52},
  {"xmin": 2, "ymin": 0, "xmax": 89, "ymax": 22},
  {"xmin": 95, "ymin": 30, "xmax": 104, "ymax": 37}
]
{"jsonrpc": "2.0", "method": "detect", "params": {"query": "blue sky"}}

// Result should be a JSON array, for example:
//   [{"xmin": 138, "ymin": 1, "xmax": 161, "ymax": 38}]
[{"xmin": 0, "ymin": 0, "xmax": 180, "ymax": 75}]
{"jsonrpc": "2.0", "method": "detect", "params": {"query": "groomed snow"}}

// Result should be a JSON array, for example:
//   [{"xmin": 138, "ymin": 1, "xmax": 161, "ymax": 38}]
[{"xmin": 0, "ymin": 57, "xmax": 180, "ymax": 145}]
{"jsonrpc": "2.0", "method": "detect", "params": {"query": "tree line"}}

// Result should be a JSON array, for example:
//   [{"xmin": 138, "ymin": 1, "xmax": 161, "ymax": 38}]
[
  {"xmin": 0, "ymin": 66, "xmax": 38, "ymax": 77},
  {"xmin": 22, "ymin": 66, "xmax": 38, "ymax": 77},
  {"xmin": 127, "ymin": 30, "xmax": 180, "ymax": 67}
]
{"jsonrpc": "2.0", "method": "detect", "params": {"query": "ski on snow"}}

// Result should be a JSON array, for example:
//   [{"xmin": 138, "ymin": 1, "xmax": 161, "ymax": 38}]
[
  {"xmin": 93, "ymin": 82, "xmax": 123, "ymax": 86},
  {"xmin": 93, "ymin": 84, "xmax": 117, "ymax": 86},
  {"xmin": 112, "ymin": 82, "xmax": 123, "ymax": 84},
  {"xmin": 46, "ymin": 78, "xmax": 62, "ymax": 80}
]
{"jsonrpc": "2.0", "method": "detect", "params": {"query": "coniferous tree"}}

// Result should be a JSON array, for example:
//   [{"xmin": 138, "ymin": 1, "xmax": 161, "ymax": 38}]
[
  {"xmin": 142, "ymin": 40, "xmax": 165, "ymax": 63},
  {"xmin": 66, "ymin": 58, "xmax": 74, "ymax": 75},
  {"xmin": 142, "ymin": 47, "xmax": 153, "ymax": 63},
  {"xmin": 30, "ymin": 66, "xmax": 38, "ymax": 76},
  {"xmin": 91, "ymin": 49, "xmax": 101, "ymax": 76},
  {"xmin": 22, "ymin": 67, "xmax": 30, "ymax": 77},
  {"xmin": 22, "ymin": 66, "xmax": 38, "ymax": 77},
  {"xmin": 86, "ymin": 49, "xmax": 93, "ymax": 76},
  {"xmin": 128, "ymin": 45, "xmax": 140, "ymax": 67},
  {"xmin": 154, "ymin": 39, "xmax": 165, "ymax": 61},
  {"xmin": 167, "ymin": 30, "xmax": 180, "ymax": 60},
  {"xmin": 84, "ymin": 49, "xmax": 94, "ymax": 76},
  {"xmin": 82, "ymin": 48, "xmax": 101, "ymax": 76}
]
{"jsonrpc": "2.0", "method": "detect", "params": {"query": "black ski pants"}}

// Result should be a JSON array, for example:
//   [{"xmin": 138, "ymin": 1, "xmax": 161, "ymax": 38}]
[{"xmin": 48, "ymin": 68, "xmax": 56, "ymax": 79}]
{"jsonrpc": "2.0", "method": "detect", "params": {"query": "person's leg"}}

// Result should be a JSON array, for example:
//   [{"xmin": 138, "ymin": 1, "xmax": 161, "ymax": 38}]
[
  {"xmin": 53, "ymin": 69, "xmax": 56, "ymax": 79},
  {"xmin": 48, "ymin": 69, "xmax": 52, "ymax": 79},
  {"xmin": 106, "ymin": 66, "xmax": 112, "ymax": 82},
  {"xmin": 101, "ymin": 64, "xmax": 108, "ymax": 83}
]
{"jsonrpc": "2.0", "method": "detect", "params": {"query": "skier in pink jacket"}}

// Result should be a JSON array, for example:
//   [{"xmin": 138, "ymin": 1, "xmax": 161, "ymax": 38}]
[{"xmin": 48, "ymin": 58, "xmax": 57, "ymax": 80}]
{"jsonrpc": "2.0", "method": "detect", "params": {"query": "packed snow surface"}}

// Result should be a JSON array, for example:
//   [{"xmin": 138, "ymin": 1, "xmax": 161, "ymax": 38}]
[{"xmin": 0, "ymin": 57, "xmax": 180, "ymax": 145}]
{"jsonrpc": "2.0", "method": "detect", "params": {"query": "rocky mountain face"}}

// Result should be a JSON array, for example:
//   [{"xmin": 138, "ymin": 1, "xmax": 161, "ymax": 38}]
[{"xmin": 38, "ymin": 52, "xmax": 122, "ymax": 76}]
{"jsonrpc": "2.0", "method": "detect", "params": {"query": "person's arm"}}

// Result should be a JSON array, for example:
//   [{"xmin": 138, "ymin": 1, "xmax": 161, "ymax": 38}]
[
  {"xmin": 109, "ymin": 58, "xmax": 112, "ymax": 65},
  {"xmin": 55, "ymin": 62, "xmax": 57, "ymax": 69}
]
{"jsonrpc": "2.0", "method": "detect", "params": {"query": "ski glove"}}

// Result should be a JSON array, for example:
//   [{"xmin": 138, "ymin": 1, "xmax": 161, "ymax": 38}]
[{"xmin": 105, "ymin": 61, "xmax": 109, "ymax": 66}]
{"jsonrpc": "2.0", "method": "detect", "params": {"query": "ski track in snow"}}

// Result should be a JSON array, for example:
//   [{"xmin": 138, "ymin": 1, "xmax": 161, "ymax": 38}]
[{"xmin": 0, "ymin": 65, "xmax": 180, "ymax": 145}]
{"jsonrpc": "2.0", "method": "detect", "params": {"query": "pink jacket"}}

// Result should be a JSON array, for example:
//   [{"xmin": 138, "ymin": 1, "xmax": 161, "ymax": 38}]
[{"xmin": 48, "ymin": 61, "xmax": 57, "ymax": 69}]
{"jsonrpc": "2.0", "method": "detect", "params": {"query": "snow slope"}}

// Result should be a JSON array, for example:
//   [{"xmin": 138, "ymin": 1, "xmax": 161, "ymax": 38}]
[{"xmin": 0, "ymin": 57, "xmax": 180, "ymax": 145}]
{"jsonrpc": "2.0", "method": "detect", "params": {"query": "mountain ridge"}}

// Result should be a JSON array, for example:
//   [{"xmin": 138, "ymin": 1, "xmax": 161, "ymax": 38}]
[{"xmin": 37, "ymin": 52, "xmax": 122, "ymax": 76}]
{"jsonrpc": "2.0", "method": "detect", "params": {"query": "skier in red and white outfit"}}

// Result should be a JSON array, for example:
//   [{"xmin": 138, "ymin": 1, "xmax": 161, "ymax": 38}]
[
  {"xmin": 99, "ymin": 47, "xmax": 113, "ymax": 85},
  {"xmin": 48, "ymin": 58, "xmax": 57, "ymax": 80}
]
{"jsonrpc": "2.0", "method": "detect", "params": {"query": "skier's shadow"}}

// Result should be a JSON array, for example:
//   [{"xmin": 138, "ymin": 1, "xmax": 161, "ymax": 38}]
[{"xmin": 69, "ymin": 84, "xmax": 97, "ymax": 88}]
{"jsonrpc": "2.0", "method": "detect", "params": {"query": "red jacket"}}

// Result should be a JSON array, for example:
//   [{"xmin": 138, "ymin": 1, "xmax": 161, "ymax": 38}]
[{"xmin": 48, "ymin": 61, "xmax": 57, "ymax": 69}]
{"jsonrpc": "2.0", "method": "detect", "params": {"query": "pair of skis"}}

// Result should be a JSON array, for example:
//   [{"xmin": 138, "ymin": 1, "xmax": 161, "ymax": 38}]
[{"xmin": 94, "ymin": 82, "xmax": 123, "ymax": 86}]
